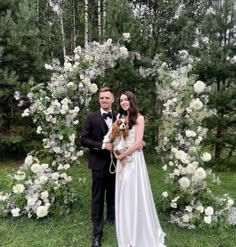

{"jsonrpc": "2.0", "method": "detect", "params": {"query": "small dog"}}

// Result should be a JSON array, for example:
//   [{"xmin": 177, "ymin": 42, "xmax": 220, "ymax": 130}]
[{"xmin": 103, "ymin": 118, "xmax": 129, "ymax": 166}]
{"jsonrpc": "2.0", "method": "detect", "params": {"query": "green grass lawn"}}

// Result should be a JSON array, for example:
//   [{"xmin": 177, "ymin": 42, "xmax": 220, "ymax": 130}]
[{"xmin": 0, "ymin": 156, "xmax": 236, "ymax": 247}]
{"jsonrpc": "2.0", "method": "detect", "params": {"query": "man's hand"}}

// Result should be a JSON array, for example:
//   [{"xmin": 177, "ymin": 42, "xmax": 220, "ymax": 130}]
[{"xmin": 104, "ymin": 143, "xmax": 113, "ymax": 151}]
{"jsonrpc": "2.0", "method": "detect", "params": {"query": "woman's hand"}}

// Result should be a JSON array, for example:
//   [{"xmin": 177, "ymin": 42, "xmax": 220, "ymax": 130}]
[{"xmin": 113, "ymin": 151, "xmax": 122, "ymax": 160}]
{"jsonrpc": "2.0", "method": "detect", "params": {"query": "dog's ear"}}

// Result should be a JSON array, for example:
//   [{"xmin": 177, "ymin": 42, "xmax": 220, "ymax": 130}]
[
  {"xmin": 117, "ymin": 119, "xmax": 122, "ymax": 125},
  {"xmin": 124, "ymin": 127, "xmax": 129, "ymax": 138},
  {"xmin": 111, "ymin": 123, "xmax": 119, "ymax": 139}
]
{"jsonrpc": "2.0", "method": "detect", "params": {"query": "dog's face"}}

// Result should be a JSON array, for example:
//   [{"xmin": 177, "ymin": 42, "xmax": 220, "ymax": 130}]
[{"xmin": 117, "ymin": 118, "xmax": 128, "ymax": 130}]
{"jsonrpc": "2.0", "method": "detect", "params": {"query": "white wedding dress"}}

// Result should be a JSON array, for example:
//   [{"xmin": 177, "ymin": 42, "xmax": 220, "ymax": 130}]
[{"xmin": 115, "ymin": 126, "xmax": 166, "ymax": 247}]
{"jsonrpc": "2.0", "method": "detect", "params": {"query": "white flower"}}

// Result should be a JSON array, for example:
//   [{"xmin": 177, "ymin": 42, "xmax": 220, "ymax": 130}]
[
  {"xmin": 193, "ymin": 80, "xmax": 206, "ymax": 94},
  {"xmin": 194, "ymin": 167, "xmax": 207, "ymax": 180},
  {"xmin": 185, "ymin": 206, "xmax": 193, "ymax": 212},
  {"xmin": 64, "ymin": 164, "xmax": 70, "ymax": 170},
  {"xmin": 77, "ymin": 150, "xmax": 84, "ymax": 157},
  {"xmin": 205, "ymin": 206, "xmax": 214, "ymax": 216},
  {"xmin": 53, "ymin": 147, "xmax": 61, "ymax": 153},
  {"xmin": 25, "ymin": 155, "xmax": 33, "ymax": 166},
  {"xmin": 45, "ymin": 64, "xmax": 53, "ymax": 70},
  {"xmin": 14, "ymin": 171, "xmax": 26, "ymax": 181},
  {"xmin": 13, "ymin": 184, "xmax": 25, "ymax": 194},
  {"xmin": 39, "ymin": 175, "xmax": 48, "ymax": 184},
  {"xmin": 196, "ymin": 204, "xmax": 204, "ymax": 213},
  {"xmin": 178, "ymin": 177, "xmax": 190, "ymax": 190},
  {"xmin": 162, "ymin": 191, "xmax": 168, "ymax": 198},
  {"xmin": 200, "ymin": 152, "xmax": 211, "ymax": 162},
  {"xmin": 168, "ymin": 161, "xmax": 174, "ymax": 166},
  {"xmin": 227, "ymin": 199, "xmax": 234, "ymax": 207},
  {"xmin": 11, "ymin": 208, "xmax": 20, "ymax": 217},
  {"xmin": 122, "ymin": 32, "xmax": 131, "ymax": 41},
  {"xmin": 36, "ymin": 205, "xmax": 49, "ymax": 218},
  {"xmin": 182, "ymin": 214, "xmax": 191, "ymax": 223},
  {"xmin": 174, "ymin": 169, "xmax": 180, "ymax": 176},
  {"xmin": 27, "ymin": 197, "xmax": 38, "ymax": 206},
  {"xmin": 119, "ymin": 46, "xmax": 128, "ymax": 57},
  {"xmin": 69, "ymin": 133, "xmax": 76, "ymax": 143},
  {"xmin": 14, "ymin": 91, "xmax": 21, "ymax": 100},
  {"xmin": 185, "ymin": 130, "xmax": 197, "ymax": 137},
  {"xmin": 170, "ymin": 202, "xmax": 177, "ymax": 208},
  {"xmin": 22, "ymin": 108, "xmax": 30, "ymax": 117},
  {"xmin": 186, "ymin": 163, "xmax": 197, "ymax": 174},
  {"xmin": 36, "ymin": 126, "xmax": 43, "ymax": 134},
  {"xmin": 31, "ymin": 163, "xmax": 42, "ymax": 174},
  {"xmin": 204, "ymin": 216, "xmax": 212, "ymax": 224},
  {"xmin": 189, "ymin": 98, "xmax": 203, "ymax": 111},
  {"xmin": 89, "ymin": 83, "xmax": 98, "ymax": 94},
  {"xmin": 41, "ymin": 191, "xmax": 49, "ymax": 200},
  {"xmin": 162, "ymin": 165, "xmax": 167, "ymax": 171},
  {"xmin": 51, "ymin": 172, "xmax": 60, "ymax": 180}
]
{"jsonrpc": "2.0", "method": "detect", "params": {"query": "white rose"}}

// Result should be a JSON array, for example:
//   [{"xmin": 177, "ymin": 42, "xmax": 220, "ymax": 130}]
[
  {"xmin": 51, "ymin": 172, "xmax": 60, "ymax": 180},
  {"xmin": 39, "ymin": 175, "xmax": 48, "ymax": 185},
  {"xmin": 185, "ymin": 130, "xmax": 197, "ymax": 137},
  {"xmin": 182, "ymin": 214, "xmax": 191, "ymax": 223},
  {"xmin": 170, "ymin": 202, "xmax": 177, "ymax": 208},
  {"xmin": 162, "ymin": 165, "xmax": 167, "ymax": 171},
  {"xmin": 77, "ymin": 150, "xmax": 84, "ymax": 157},
  {"xmin": 174, "ymin": 169, "xmax": 180, "ymax": 176},
  {"xmin": 90, "ymin": 83, "xmax": 98, "ymax": 93},
  {"xmin": 11, "ymin": 208, "xmax": 20, "ymax": 217},
  {"xmin": 189, "ymin": 98, "xmax": 203, "ymax": 111},
  {"xmin": 185, "ymin": 206, "xmax": 193, "ymax": 212},
  {"xmin": 36, "ymin": 205, "xmax": 49, "ymax": 218},
  {"xmin": 195, "ymin": 167, "xmax": 207, "ymax": 180},
  {"xmin": 27, "ymin": 197, "xmax": 38, "ymax": 206},
  {"xmin": 25, "ymin": 155, "xmax": 33, "ymax": 166},
  {"xmin": 122, "ymin": 32, "xmax": 131, "ymax": 41},
  {"xmin": 227, "ymin": 199, "xmax": 234, "ymax": 207},
  {"xmin": 53, "ymin": 147, "xmax": 61, "ymax": 154},
  {"xmin": 204, "ymin": 215, "xmax": 212, "ymax": 224},
  {"xmin": 196, "ymin": 204, "xmax": 204, "ymax": 213},
  {"xmin": 193, "ymin": 80, "xmax": 206, "ymax": 94},
  {"xmin": 31, "ymin": 163, "xmax": 42, "ymax": 174},
  {"xmin": 64, "ymin": 164, "xmax": 70, "ymax": 170},
  {"xmin": 119, "ymin": 46, "xmax": 128, "ymax": 57},
  {"xmin": 205, "ymin": 206, "xmax": 214, "ymax": 216},
  {"xmin": 14, "ymin": 171, "xmax": 26, "ymax": 181},
  {"xmin": 41, "ymin": 191, "xmax": 49, "ymax": 200},
  {"xmin": 178, "ymin": 177, "xmax": 191, "ymax": 190},
  {"xmin": 13, "ymin": 184, "xmax": 25, "ymax": 194},
  {"xmin": 36, "ymin": 126, "xmax": 42, "ymax": 134},
  {"xmin": 186, "ymin": 163, "xmax": 197, "ymax": 174},
  {"xmin": 200, "ymin": 152, "xmax": 211, "ymax": 162},
  {"xmin": 162, "ymin": 191, "xmax": 168, "ymax": 198}
]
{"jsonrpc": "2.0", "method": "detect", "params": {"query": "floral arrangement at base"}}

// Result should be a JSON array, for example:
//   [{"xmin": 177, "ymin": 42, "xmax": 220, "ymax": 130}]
[
  {"xmin": 0, "ymin": 38, "xmax": 130, "ymax": 219},
  {"xmin": 140, "ymin": 50, "xmax": 234, "ymax": 228}
]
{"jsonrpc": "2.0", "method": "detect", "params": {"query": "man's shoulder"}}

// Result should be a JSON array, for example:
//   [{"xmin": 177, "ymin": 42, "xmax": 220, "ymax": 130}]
[{"xmin": 87, "ymin": 111, "xmax": 100, "ymax": 118}]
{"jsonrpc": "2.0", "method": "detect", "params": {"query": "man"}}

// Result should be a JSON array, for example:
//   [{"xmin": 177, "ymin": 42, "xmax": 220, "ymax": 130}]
[{"xmin": 80, "ymin": 87, "xmax": 116, "ymax": 247}]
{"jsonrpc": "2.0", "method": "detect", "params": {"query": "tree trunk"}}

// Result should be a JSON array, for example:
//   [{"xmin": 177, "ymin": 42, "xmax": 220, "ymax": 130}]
[
  {"xmin": 98, "ymin": 0, "xmax": 102, "ymax": 42},
  {"xmin": 85, "ymin": 0, "xmax": 89, "ymax": 48},
  {"xmin": 102, "ymin": 0, "xmax": 106, "ymax": 40}
]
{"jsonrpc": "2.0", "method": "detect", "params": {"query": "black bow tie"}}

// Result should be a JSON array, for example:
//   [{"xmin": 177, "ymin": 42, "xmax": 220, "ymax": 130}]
[{"xmin": 103, "ymin": 112, "xmax": 112, "ymax": 119}]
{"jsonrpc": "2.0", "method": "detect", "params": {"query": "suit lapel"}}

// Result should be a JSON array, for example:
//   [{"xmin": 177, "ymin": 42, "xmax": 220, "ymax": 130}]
[{"xmin": 96, "ymin": 111, "xmax": 108, "ymax": 135}]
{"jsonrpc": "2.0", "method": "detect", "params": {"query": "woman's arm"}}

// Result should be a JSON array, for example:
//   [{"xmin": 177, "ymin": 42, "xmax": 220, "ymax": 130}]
[{"xmin": 115, "ymin": 115, "xmax": 144, "ymax": 160}]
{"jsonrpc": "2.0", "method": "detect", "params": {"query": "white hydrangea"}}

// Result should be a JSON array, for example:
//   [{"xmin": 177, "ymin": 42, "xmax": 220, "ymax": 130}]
[
  {"xmin": 205, "ymin": 206, "xmax": 214, "ymax": 216},
  {"xmin": 200, "ymin": 152, "xmax": 211, "ymax": 162},
  {"xmin": 11, "ymin": 208, "xmax": 20, "ymax": 217},
  {"xmin": 25, "ymin": 155, "xmax": 33, "ymax": 166},
  {"xmin": 193, "ymin": 80, "xmax": 206, "ymax": 94},
  {"xmin": 178, "ymin": 177, "xmax": 191, "ymax": 189},
  {"xmin": 13, "ymin": 184, "xmax": 25, "ymax": 194},
  {"xmin": 31, "ymin": 163, "xmax": 42, "ymax": 174},
  {"xmin": 194, "ymin": 167, "xmax": 207, "ymax": 180},
  {"xmin": 185, "ymin": 130, "xmax": 197, "ymax": 137},
  {"xmin": 36, "ymin": 205, "xmax": 49, "ymax": 218},
  {"xmin": 204, "ymin": 215, "xmax": 212, "ymax": 224},
  {"xmin": 189, "ymin": 98, "xmax": 203, "ymax": 111},
  {"xmin": 162, "ymin": 191, "xmax": 168, "ymax": 198},
  {"xmin": 14, "ymin": 171, "xmax": 26, "ymax": 181}
]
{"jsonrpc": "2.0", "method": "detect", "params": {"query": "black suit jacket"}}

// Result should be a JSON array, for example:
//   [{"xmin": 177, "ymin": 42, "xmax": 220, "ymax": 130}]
[{"xmin": 80, "ymin": 111, "xmax": 116, "ymax": 170}]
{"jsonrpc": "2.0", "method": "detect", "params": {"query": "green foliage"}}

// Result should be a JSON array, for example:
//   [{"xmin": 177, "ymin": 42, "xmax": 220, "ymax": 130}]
[{"xmin": 0, "ymin": 158, "xmax": 236, "ymax": 246}]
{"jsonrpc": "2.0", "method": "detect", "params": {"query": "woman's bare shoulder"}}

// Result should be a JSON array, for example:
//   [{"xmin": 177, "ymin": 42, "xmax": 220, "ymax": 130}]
[{"xmin": 137, "ymin": 114, "xmax": 144, "ymax": 123}]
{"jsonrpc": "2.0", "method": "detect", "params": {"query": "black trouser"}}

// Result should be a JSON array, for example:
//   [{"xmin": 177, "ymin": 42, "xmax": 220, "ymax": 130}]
[{"xmin": 91, "ymin": 164, "xmax": 115, "ymax": 237}]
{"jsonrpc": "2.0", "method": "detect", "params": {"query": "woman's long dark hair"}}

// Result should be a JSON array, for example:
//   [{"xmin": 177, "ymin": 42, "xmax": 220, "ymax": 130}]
[{"xmin": 118, "ymin": 91, "xmax": 138, "ymax": 129}]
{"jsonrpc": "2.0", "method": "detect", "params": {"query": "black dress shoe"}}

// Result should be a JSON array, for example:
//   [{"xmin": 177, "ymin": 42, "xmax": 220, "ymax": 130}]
[{"xmin": 91, "ymin": 236, "xmax": 101, "ymax": 247}]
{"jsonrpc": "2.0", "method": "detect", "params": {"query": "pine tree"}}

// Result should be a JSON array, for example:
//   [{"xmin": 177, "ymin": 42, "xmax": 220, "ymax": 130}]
[{"xmin": 194, "ymin": 0, "xmax": 236, "ymax": 163}]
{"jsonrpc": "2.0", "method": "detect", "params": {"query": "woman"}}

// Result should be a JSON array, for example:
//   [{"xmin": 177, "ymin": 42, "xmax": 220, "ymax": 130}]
[{"xmin": 114, "ymin": 91, "xmax": 165, "ymax": 247}]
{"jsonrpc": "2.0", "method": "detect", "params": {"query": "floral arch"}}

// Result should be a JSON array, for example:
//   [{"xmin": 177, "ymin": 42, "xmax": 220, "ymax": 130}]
[{"xmin": 0, "ymin": 39, "xmax": 130, "ymax": 218}]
